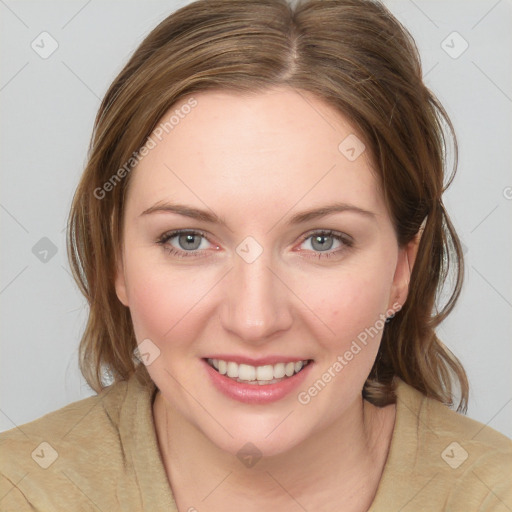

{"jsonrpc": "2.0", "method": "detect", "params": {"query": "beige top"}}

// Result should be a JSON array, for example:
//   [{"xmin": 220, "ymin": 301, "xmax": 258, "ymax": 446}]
[{"xmin": 1, "ymin": 367, "xmax": 511, "ymax": 511}]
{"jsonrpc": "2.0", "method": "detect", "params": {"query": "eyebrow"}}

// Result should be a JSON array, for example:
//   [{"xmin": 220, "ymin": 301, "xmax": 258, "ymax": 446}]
[{"xmin": 139, "ymin": 201, "xmax": 376, "ymax": 225}]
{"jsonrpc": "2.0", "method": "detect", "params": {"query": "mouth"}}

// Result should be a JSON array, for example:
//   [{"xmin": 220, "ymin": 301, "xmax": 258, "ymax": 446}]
[{"xmin": 205, "ymin": 357, "xmax": 313, "ymax": 386}]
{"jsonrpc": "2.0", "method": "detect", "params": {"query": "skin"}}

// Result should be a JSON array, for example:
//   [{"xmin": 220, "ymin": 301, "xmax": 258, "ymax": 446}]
[{"xmin": 115, "ymin": 87, "xmax": 420, "ymax": 512}]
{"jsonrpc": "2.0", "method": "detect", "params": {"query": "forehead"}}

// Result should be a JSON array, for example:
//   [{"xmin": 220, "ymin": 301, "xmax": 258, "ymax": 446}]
[{"xmin": 125, "ymin": 87, "xmax": 385, "ymax": 223}]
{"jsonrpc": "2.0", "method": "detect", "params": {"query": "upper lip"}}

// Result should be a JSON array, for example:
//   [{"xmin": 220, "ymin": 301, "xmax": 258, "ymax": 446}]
[{"xmin": 203, "ymin": 355, "xmax": 312, "ymax": 366}]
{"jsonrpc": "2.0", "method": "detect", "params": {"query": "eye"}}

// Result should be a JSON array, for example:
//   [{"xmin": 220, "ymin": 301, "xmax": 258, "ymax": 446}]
[
  {"xmin": 298, "ymin": 230, "xmax": 353, "ymax": 259},
  {"xmin": 156, "ymin": 228, "xmax": 353, "ymax": 260},
  {"xmin": 156, "ymin": 229, "xmax": 217, "ymax": 258}
]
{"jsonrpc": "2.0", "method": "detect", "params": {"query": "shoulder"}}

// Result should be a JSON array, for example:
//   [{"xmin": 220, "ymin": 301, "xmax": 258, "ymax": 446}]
[
  {"xmin": 396, "ymin": 377, "xmax": 512, "ymax": 456},
  {"xmin": 0, "ymin": 375, "xmax": 144, "ymax": 511},
  {"xmin": 0, "ymin": 376, "xmax": 131, "ymax": 453},
  {"xmin": 370, "ymin": 378, "xmax": 512, "ymax": 512}
]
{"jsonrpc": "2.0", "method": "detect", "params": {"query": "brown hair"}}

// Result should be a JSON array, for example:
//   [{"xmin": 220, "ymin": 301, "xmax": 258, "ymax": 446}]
[{"xmin": 67, "ymin": 0, "xmax": 468, "ymax": 412}]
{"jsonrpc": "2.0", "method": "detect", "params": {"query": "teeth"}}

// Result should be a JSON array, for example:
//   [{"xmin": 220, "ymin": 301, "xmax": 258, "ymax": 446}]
[
  {"xmin": 239, "ymin": 364, "xmax": 256, "ymax": 381},
  {"xmin": 274, "ymin": 363, "xmax": 286, "ymax": 379},
  {"xmin": 207, "ymin": 358, "xmax": 310, "ymax": 383},
  {"xmin": 227, "ymin": 361, "xmax": 239, "ymax": 378},
  {"xmin": 256, "ymin": 365, "xmax": 273, "ymax": 380},
  {"xmin": 285, "ymin": 362, "xmax": 295, "ymax": 377}
]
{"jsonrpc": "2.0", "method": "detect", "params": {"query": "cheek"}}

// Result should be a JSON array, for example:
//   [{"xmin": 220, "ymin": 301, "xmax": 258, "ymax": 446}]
[
  {"xmin": 124, "ymin": 255, "xmax": 208, "ymax": 345},
  {"xmin": 305, "ymin": 259, "xmax": 394, "ymax": 352}
]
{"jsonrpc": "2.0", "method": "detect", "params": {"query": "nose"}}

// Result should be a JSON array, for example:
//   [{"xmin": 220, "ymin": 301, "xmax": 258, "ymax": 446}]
[{"xmin": 219, "ymin": 251, "xmax": 293, "ymax": 344}]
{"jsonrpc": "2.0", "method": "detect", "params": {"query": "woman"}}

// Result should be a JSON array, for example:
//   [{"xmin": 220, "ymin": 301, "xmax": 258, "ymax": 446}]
[{"xmin": 1, "ymin": 0, "xmax": 510, "ymax": 510}]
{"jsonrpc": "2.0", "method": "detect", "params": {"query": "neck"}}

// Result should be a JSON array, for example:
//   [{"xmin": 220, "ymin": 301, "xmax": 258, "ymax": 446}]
[{"xmin": 153, "ymin": 391, "xmax": 395, "ymax": 512}]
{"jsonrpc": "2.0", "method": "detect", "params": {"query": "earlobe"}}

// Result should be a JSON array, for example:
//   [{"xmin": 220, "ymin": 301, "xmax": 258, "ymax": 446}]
[{"xmin": 389, "ymin": 233, "xmax": 421, "ymax": 311}]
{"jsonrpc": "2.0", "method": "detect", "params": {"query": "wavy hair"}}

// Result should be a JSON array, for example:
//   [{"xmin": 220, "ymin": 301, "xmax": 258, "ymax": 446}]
[{"xmin": 67, "ymin": 0, "xmax": 468, "ymax": 412}]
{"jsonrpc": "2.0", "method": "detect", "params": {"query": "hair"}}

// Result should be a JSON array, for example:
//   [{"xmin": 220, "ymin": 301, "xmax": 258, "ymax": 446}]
[{"xmin": 67, "ymin": 0, "xmax": 469, "ymax": 412}]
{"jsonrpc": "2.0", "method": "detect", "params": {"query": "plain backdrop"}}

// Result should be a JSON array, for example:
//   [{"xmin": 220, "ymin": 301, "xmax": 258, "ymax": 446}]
[{"xmin": 1, "ymin": 0, "xmax": 511, "ymax": 437}]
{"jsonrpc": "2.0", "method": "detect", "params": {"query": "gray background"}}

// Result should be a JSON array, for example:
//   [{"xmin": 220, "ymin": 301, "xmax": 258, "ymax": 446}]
[{"xmin": 1, "ymin": 0, "xmax": 511, "ymax": 437}]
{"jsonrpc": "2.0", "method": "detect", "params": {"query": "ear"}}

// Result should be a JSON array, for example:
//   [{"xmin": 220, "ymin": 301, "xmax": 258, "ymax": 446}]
[
  {"xmin": 114, "ymin": 249, "xmax": 129, "ymax": 307},
  {"xmin": 388, "ymin": 230, "xmax": 422, "ymax": 311}
]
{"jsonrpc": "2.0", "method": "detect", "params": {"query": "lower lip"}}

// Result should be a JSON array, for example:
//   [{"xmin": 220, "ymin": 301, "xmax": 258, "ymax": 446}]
[{"xmin": 203, "ymin": 359, "xmax": 314, "ymax": 404}]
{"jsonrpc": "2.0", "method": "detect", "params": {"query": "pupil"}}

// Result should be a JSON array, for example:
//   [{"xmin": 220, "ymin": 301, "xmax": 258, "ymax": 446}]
[
  {"xmin": 179, "ymin": 234, "xmax": 201, "ymax": 250},
  {"xmin": 311, "ymin": 235, "xmax": 333, "ymax": 251}
]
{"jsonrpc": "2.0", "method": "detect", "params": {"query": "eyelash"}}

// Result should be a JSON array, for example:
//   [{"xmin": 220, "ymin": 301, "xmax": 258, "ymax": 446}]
[{"xmin": 156, "ymin": 229, "xmax": 353, "ymax": 260}]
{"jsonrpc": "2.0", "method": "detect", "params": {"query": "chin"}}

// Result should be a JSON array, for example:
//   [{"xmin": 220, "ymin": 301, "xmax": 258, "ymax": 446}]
[{"xmin": 199, "ymin": 417, "xmax": 311, "ymax": 460}]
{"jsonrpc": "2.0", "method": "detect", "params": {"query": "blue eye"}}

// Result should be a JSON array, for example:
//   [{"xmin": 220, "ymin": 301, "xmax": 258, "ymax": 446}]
[
  {"xmin": 299, "ymin": 230, "xmax": 353, "ymax": 259},
  {"xmin": 156, "ymin": 229, "xmax": 353, "ymax": 260},
  {"xmin": 304, "ymin": 233, "xmax": 338, "ymax": 251},
  {"xmin": 173, "ymin": 232, "xmax": 206, "ymax": 251},
  {"xmin": 157, "ymin": 230, "xmax": 213, "ymax": 258}
]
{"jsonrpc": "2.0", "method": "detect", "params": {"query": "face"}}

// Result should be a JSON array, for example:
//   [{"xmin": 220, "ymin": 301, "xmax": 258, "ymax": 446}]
[{"xmin": 115, "ymin": 87, "xmax": 414, "ymax": 457}]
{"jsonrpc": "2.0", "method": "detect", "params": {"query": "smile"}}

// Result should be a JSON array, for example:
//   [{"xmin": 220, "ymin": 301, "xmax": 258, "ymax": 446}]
[
  {"xmin": 206, "ymin": 358, "xmax": 311, "ymax": 385},
  {"xmin": 203, "ymin": 357, "xmax": 314, "ymax": 404}
]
